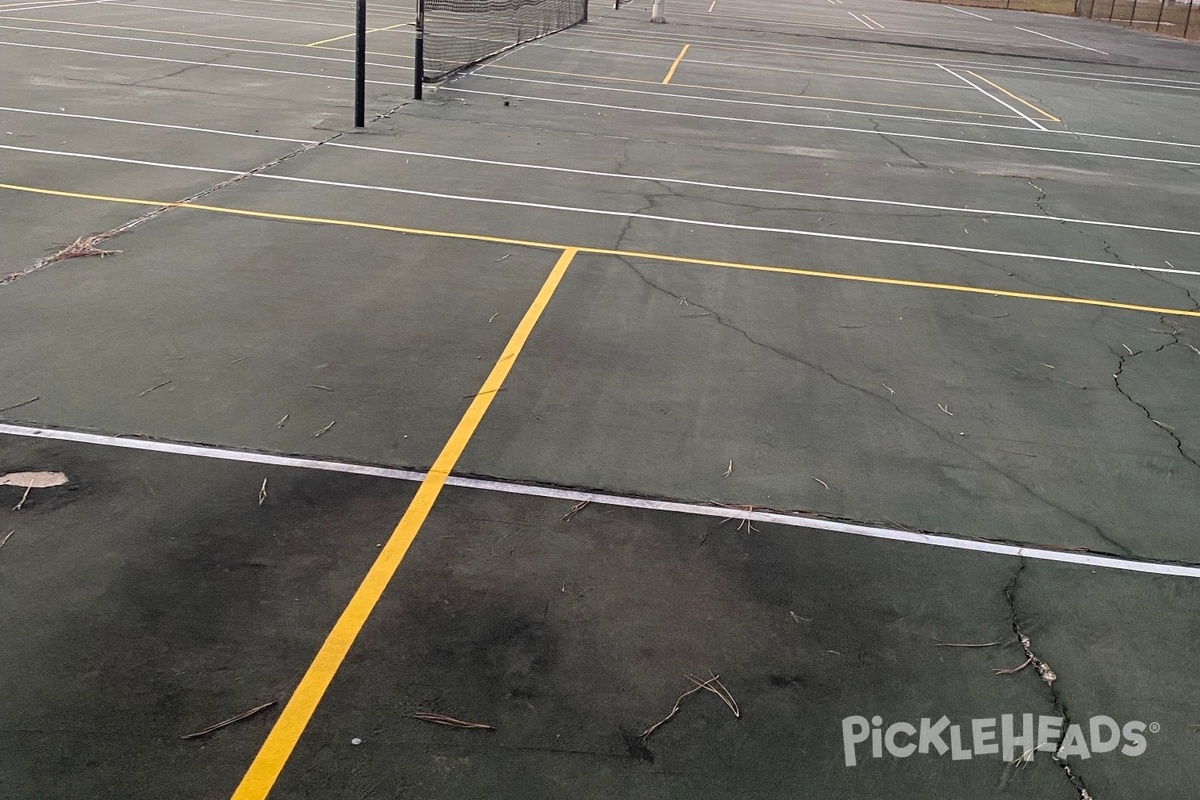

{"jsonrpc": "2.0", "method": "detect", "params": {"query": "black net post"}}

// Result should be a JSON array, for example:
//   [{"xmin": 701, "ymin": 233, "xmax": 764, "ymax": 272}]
[
  {"xmin": 1128, "ymin": 0, "xmax": 1138, "ymax": 25},
  {"xmin": 1186, "ymin": 0, "xmax": 1195, "ymax": 37},
  {"xmin": 1154, "ymin": 0, "xmax": 1165, "ymax": 30},
  {"xmin": 414, "ymin": 0, "xmax": 425, "ymax": 99},
  {"xmin": 354, "ymin": 0, "xmax": 367, "ymax": 127}
]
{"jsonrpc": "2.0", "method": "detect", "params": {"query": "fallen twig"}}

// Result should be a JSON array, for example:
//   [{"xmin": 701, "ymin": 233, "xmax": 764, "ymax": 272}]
[
  {"xmin": 488, "ymin": 312, "xmax": 499, "ymax": 323},
  {"xmin": 881, "ymin": 383, "xmax": 895, "ymax": 395},
  {"xmin": 180, "ymin": 700, "xmax": 276, "ymax": 739},
  {"xmin": 686, "ymin": 672, "xmax": 740, "ymax": 718},
  {"xmin": 1187, "ymin": 344, "xmax": 1200, "ymax": 356},
  {"xmin": 812, "ymin": 477, "xmax": 829, "ymax": 490},
  {"xmin": 258, "ymin": 479, "xmax": 268, "ymax": 506},
  {"xmin": 938, "ymin": 403, "xmax": 954, "ymax": 416},
  {"xmin": 13, "ymin": 485, "xmax": 32, "ymax": 511},
  {"xmin": 561, "ymin": 500, "xmax": 589, "ymax": 522},
  {"xmin": 274, "ymin": 414, "xmax": 289, "ymax": 429},
  {"xmin": 138, "ymin": 380, "xmax": 171, "ymax": 397},
  {"xmin": 413, "ymin": 712, "xmax": 495, "ymax": 730},
  {"xmin": 641, "ymin": 676, "xmax": 719, "ymax": 740},
  {"xmin": 307, "ymin": 384, "xmax": 333, "ymax": 392},
  {"xmin": 994, "ymin": 656, "xmax": 1033, "ymax": 675},
  {"xmin": 0, "ymin": 396, "xmax": 39, "ymax": 414},
  {"xmin": 313, "ymin": 421, "xmax": 335, "ymax": 437},
  {"xmin": 1122, "ymin": 344, "xmax": 1134, "ymax": 355},
  {"xmin": 463, "ymin": 387, "xmax": 506, "ymax": 400},
  {"xmin": 722, "ymin": 460, "xmax": 733, "ymax": 478},
  {"xmin": 933, "ymin": 638, "xmax": 1001, "ymax": 648},
  {"xmin": 0, "ymin": 530, "xmax": 13, "ymax": 548}
]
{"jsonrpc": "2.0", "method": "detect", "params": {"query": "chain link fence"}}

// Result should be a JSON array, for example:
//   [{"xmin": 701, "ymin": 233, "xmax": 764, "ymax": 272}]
[{"xmin": 1075, "ymin": 0, "xmax": 1198, "ymax": 40}]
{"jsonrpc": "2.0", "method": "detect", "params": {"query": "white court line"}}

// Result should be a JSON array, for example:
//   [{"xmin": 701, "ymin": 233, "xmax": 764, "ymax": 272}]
[
  {"xmin": 1014, "ymin": 25, "xmax": 1108, "ymax": 55},
  {"xmin": 948, "ymin": 5, "xmax": 991, "ymax": 20},
  {"xmin": 557, "ymin": 25, "xmax": 1199, "ymax": 90},
  {"xmin": 0, "ymin": 104, "xmax": 320, "ymax": 142},
  {"xmin": 936, "ymin": 63, "xmax": 1045, "ymax": 131},
  {"xmin": 5, "ymin": 108, "xmax": 1200, "ymax": 242},
  {"xmin": 2, "ymin": 0, "xmax": 112, "ymax": 10},
  {"xmin": 0, "ymin": 40, "xmax": 413, "ymax": 88},
  {"xmin": 530, "ymin": 43, "xmax": 969, "ymax": 89},
  {"xmin": 0, "ymin": 22, "xmax": 415, "ymax": 66},
  {"xmin": 446, "ymin": 86, "xmax": 1200, "ymax": 170},
  {"xmin": 846, "ymin": 10, "xmax": 876, "ymax": 29},
  {"xmin": 100, "ymin": 1, "xmax": 353, "ymax": 27},
  {"xmin": 8, "ymin": 141, "xmax": 1199, "ymax": 278},
  {"xmin": 473, "ymin": 73, "xmax": 1034, "ymax": 130},
  {"xmin": 2, "ymin": 422, "xmax": 1198, "ymax": 579}
]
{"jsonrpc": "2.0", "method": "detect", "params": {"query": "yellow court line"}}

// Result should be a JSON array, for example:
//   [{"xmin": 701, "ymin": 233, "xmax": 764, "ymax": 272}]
[
  {"xmin": 0, "ymin": 14, "xmax": 412, "ymax": 57},
  {"xmin": 229, "ymin": 246, "xmax": 577, "ymax": 800},
  {"xmin": 1, "ymin": 183, "xmax": 1196, "ymax": 320},
  {"xmin": 861, "ymin": 14, "xmax": 883, "ymax": 29},
  {"xmin": 485, "ymin": 63, "xmax": 1026, "ymax": 119},
  {"xmin": 966, "ymin": 70, "xmax": 1061, "ymax": 122},
  {"xmin": 305, "ymin": 21, "xmax": 408, "ymax": 47},
  {"xmin": 662, "ymin": 43, "xmax": 689, "ymax": 85}
]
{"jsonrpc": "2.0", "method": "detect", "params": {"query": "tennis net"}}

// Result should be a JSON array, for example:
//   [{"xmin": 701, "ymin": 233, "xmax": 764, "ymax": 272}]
[{"xmin": 423, "ymin": 0, "xmax": 588, "ymax": 81}]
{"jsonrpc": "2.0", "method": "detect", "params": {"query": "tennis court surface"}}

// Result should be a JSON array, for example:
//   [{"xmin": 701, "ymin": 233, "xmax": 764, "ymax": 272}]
[{"xmin": 2, "ymin": 0, "xmax": 1200, "ymax": 797}]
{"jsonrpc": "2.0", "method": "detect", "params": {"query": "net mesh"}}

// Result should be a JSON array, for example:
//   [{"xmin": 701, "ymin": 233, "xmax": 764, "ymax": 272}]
[{"xmin": 423, "ymin": 0, "xmax": 587, "ymax": 81}]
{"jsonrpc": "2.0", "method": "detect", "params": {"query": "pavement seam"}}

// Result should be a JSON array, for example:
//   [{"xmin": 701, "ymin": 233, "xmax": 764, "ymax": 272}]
[
  {"xmin": 1003, "ymin": 561, "xmax": 1095, "ymax": 800},
  {"xmin": 0, "ymin": 135, "xmax": 336, "ymax": 287},
  {"xmin": 0, "ymin": 99, "xmax": 410, "ymax": 289}
]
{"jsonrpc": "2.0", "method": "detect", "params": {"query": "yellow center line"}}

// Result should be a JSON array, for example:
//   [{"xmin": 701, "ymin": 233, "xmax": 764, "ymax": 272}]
[
  {"xmin": 662, "ymin": 43, "xmax": 689, "ymax": 85},
  {"xmin": 484, "ymin": 63, "xmax": 1026, "ymax": 119},
  {"xmin": 229, "ymin": 246, "xmax": 577, "ymax": 800},
  {"xmin": 966, "ymin": 70, "xmax": 1061, "ymax": 123},
  {"xmin": 306, "ymin": 21, "xmax": 408, "ymax": 48},
  {"xmin": 1, "ymin": 182, "xmax": 1196, "ymax": 320}
]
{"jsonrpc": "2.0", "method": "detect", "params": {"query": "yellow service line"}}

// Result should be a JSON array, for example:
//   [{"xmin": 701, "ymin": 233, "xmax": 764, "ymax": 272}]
[
  {"xmin": 2, "ymin": 183, "xmax": 1197, "ymax": 320},
  {"xmin": 230, "ymin": 247, "xmax": 577, "ymax": 799},
  {"xmin": 485, "ymin": 63, "xmax": 1027, "ymax": 119},
  {"xmin": 0, "ymin": 14, "xmax": 413, "ymax": 57},
  {"xmin": 662, "ymin": 43, "xmax": 689, "ymax": 85},
  {"xmin": 966, "ymin": 70, "xmax": 1061, "ymax": 123},
  {"xmin": 306, "ymin": 21, "xmax": 408, "ymax": 48}
]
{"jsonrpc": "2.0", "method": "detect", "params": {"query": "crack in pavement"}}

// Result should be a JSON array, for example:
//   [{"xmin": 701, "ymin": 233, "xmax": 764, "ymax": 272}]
[
  {"xmin": 1111, "ymin": 328, "xmax": 1200, "ymax": 473},
  {"xmin": 2, "ymin": 103, "xmax": 406, "ymax": 288},
  {"xmin": 1003, "ymin": 561, "xmax": 1093, "ymax": 800},
  {"xmin": 618, "ymin": 259, "xmax": 1134, "ymax": 555}
]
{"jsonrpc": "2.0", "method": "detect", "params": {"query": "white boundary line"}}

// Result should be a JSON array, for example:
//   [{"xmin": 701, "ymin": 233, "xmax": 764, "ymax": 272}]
[
  {"xmin": 4, "ymin": 110, "xmax": 1200, "ymax": 242},
  {"xmin": 1014, "ymin": 25, "xmax": 1108, "ymax": 55},
  {"xmin": 5, "ymin": 141, "xmax": 1200, "ymax": 277},
  {"xmin": 471, "ymin": 71, "xmax": 1033, "ymax": 130},
  {"xmin": 936, "ymin": 63, "xmax": 1045, "ymax": 131},
  {"xmin": 100, "ymin": 1, "xmax": 353, "ymax": 27},
  {"xmin": 3, "ymin": 422, "xmax": 1198, "ymax": 579},
  {"xmin": 948, "ymin": 6, "xmax": 991, "ymax": 20},
  {"xmin": 519, "ymin": 43, "xmax": 970, "ymax": 89},
  {"xmin": 446, "ymin": 86, "xmax": 1200, "ymax": 171},
  {"xmin": 0, "ymin": 40, "xmax": 412, "ymax": 87},
  {"xmin": 0, "ymin": 23, "xmax": 414, "ymax": 66},
  {"xmin": 846, "ymin": 10, "xmax": 875, "ymax": 29},
  {"xmin": 552, "ymin": 25, "xmax": 1200, "ymax": 90}
]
